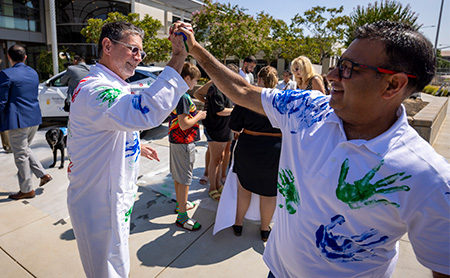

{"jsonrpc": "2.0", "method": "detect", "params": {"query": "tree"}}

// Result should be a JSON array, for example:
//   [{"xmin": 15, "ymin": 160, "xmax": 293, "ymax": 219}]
[
  {"xmin": 81, "ymin": 12, "xmax": 171, "ymax": 63},
  {"xmin": 257, "ymin": 13, "xmax": 289, "ymax": 65},
  {"xmin": 192, "ymin": 0, "xmax": 262, "ymax": 63},
  {"xmin": 37, "ymin": 49, "xmax": 71, "ymax": 79},
  {"xmin": 345, "ymin": 0, "xmax": 420, "ymax": 46},
  {"xmin": 291, "ymin": 6, "xmax": 348, "ymax": 64}
]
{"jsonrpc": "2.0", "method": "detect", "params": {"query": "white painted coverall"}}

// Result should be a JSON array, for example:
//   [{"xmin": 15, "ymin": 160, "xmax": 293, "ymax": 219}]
[{"xmin": 67, "ymin": 63, "xmax": 188, "ymax": 278}]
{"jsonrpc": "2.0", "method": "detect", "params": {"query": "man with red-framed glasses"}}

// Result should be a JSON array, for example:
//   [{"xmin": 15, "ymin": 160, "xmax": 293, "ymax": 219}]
[{"xmin": 174, "ymin": 20, "xmax": 449, "ymax": 278}]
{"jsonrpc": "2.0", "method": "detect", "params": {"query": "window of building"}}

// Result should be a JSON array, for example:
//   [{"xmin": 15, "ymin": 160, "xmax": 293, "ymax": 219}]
[{"xmin": 0, "ymin": 0, "xmax": 41, "ymax": 32}]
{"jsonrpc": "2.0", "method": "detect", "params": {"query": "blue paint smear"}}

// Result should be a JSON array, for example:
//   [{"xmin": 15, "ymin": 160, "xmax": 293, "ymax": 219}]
[
  {"xmin": 132, "ymin": 94, "xmax": 150, "ymax": 114},
  {"xmin": 125, "ymin": 132, "xmax": 141, "ymax": 162},
  {"xmin": 315, "ymin": 214, "xmax": 389, "ymax": 262},
  {"xmin": 271, "ymin": 90, "xmax": 332, "ymax": 133}
]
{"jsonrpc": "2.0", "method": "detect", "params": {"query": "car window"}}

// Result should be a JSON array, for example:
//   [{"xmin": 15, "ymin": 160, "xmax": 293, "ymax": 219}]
[
  {"xmin": 127, "ymin": 69, "xmax": 162, "ymax": 83},
  {"xmin": 51, "ymin": 75, "xmax": 66, "ymax": 87}
]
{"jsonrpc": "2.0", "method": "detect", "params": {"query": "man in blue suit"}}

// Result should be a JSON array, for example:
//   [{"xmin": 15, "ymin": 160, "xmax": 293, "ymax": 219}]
[{"xmin": 0, "ymin": 45, "xmax": 52, "ymax": 199}]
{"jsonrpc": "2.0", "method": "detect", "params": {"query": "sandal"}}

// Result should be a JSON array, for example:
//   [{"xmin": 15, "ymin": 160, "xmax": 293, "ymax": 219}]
[
  {"xmin": 208, "ymin": 190, "xmax": 221, "ymax": 202},
  {"xmin": 199, "ymin": 175, "xmax": 209, "ymax": 185},
  {"xmin": 174, "ymin": 201, "xmax": 196, "ymax": 213},
  {"xmin": 217, "ymin": 184, "xmax": 224, "ymax": 194},
  {"xmin": 176, "ymin": 218, "xmax": 201, "ymax": 231}
]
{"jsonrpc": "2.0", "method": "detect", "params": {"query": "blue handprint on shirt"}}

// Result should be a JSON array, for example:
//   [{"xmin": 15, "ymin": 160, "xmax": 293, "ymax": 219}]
[
  {"xmin": 271, "ymin": 90, "xmax": 332, "ymax": 133},
  {"xmin": 315, "ymin": 214, "xmax": 389, "ymax": 262},
  {"xmin": 125, "ymin": 132, "xmax": 140, "ymax": 163}
]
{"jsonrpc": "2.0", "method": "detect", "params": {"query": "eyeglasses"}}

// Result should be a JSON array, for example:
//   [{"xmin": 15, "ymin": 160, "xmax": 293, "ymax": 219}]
[
  {"xmin": 337, "ymin": 58, "xmax": 417, "ymax": 79},
  {"xmin": 111, "ymin": 39, "xmax": 147, "ymax": 60}
]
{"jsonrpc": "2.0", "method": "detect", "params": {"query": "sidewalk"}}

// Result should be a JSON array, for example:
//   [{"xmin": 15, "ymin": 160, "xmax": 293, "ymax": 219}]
[{"xmin": 0, "ymin": 94, "xmax": 448, "ymax": 277}]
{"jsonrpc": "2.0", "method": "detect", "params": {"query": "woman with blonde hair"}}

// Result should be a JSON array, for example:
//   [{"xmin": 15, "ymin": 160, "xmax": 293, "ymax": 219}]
[
  {"xmin": 291, "ymin": 56, "xmax": 326, "ymax": 93},
  {"xmin": 227, "ymin": 65, "xmax": 282, "ymax": 241}
]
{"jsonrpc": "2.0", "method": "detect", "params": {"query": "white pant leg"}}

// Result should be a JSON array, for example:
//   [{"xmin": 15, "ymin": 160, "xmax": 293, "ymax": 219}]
[{"xmin": 68, "ymin": 182, "xmax": 136, "ymax": 278}]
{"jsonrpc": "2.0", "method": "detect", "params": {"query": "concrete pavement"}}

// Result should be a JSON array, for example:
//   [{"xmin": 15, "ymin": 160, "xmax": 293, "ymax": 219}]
[{"xmin": 0, "ymin": 94, "xmax": 448, "ymax": 277}]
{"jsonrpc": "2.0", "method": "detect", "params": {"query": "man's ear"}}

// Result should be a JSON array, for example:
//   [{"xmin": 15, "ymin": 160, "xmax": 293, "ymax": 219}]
[
  {"xmin": 382, "ymin": 73, "xmax": 409, "ymax": 99},
  {"xmin": 102, "ymin": 38, "xmax": 113, "ymax": 57}
]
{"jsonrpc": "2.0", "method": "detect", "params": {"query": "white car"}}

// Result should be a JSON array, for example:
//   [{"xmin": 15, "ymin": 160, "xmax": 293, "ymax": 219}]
[{"xmin": 38, "ymin": 65, "xmax": 164, "ymax": 120}]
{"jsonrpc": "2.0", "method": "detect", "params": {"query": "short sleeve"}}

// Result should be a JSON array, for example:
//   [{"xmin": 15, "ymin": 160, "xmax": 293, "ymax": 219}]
[
  {"xmin": 209, "ymin": 89, "xmax": 226, "ymax": 115},
  {"xmin": 229, "ymin": 104, "xmax": 245, "ymax": 132},
  {"xmin": 176, "ymin": 94, "xmax": 191, "ymax": 115},
  {"xmin": 407, "ymin": 185, "xmax": 450, "ymax": 274},
  {"xmin": 261, "ymin": 88, "xmax": 332, "ymax": 135}
]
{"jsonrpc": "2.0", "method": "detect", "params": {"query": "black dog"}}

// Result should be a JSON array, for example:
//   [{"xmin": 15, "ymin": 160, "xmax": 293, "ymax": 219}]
[{"xmin": 45, "ymin": 128, "xmax": 67, "ymax": 169}]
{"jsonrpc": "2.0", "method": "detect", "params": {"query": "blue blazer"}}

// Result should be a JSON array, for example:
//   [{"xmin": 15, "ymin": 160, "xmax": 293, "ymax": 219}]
[{"xmin": 0, "ymin": 63, "xmax": 42, "ymax": 131}]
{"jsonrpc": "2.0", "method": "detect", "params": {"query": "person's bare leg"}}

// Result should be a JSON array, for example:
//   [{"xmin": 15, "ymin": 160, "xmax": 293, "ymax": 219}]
[
  {"xmin": 221, "ymin": 141, "xmax": 231, "ymax": 183},
  {"xmin": 204, "ymin": 147, "xmax": 210, "ymax": 177},
  {"xmin": 174, "ymin": 180, "xmax": 189, "ymax": 213},
  {"xmin": 260, "ymin": 195, "xmax": 276, "ymax": 231},
  {"xmin": 208, "ymin": 141, "xmax": 226, "ymax": 193},
  {"xmin": 235, "ymin": 181, "xmax": 252, "ymax": 226}
]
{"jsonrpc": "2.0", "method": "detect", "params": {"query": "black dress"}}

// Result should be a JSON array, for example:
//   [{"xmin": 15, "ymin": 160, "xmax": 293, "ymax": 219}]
[
  {"xmin": 202, "ymin": 84, "xmax": 234, "ymax": 142},
  {"xmin": 229, "ymin": 105, "xmax": 281, "ymax": 197}
]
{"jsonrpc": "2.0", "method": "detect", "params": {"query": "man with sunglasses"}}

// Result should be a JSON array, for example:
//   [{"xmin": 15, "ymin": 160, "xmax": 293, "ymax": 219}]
[
  {"xmin": 175, "ymin": 20, "xmax": 450, "ymax": 277},
  {"xmin": 67, "ymin": 21, "xmax": 191, "ymax": 278}
]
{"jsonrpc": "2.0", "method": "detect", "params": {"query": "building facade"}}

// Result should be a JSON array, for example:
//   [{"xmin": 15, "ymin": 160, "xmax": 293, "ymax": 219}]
[{"xmin": 0, "ymin": 0, "xmax": 203, "ymax": 78}]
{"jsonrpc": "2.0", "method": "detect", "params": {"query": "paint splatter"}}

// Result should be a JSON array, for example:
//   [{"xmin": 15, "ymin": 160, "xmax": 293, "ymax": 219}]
[
  {"xmin": 315, "ymin": 214, "xmax": 389, "ymax": 262},
  {"xmin": 125, "ymin": 205, "xmax": 133, "ymax": 222},
  {"xmin": 96, "ymin": 87, "xmax": 122, "ymax": 108},
  {"xmin": 125, "ymin": 132, "xmax": 140, "ymax": 162},
  {"xmin": 132, "ymin": 94, "xmax": 150, "ymax": 114},
  {"xmin": 336, "ymin": 159, "xmax": 411, "ymax": 209},
  {"xmin": 277, "ymin": 168, "xmax": 300, "ymax": 214},
  {"xmin": 271, "ymin": 90, "xmax": 332, "ymax": 133}
]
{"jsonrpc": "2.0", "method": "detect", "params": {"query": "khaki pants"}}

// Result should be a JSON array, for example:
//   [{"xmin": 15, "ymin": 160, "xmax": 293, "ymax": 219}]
[
  {"xmin": 8, "ymin": 126, "xmax": 46, "ymax": 193},
  {"xmin": 0, "ymin": 130, "xmax": 11, "ymax": 152}
]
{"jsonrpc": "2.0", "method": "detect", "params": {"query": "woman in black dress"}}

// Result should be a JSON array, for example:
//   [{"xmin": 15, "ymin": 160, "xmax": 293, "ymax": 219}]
[{"xmin": 230, "ymin": 66, "xmax": 282, "ymax": 241}]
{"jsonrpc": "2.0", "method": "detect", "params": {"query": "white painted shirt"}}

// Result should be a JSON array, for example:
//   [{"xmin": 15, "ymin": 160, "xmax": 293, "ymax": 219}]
[
  {"xmin": 239, "ymin": 68, "xmax": 254, "ymax": 84},
  {"xmin": 276, "ymin": 79, "xmax": 297, "ymax": 90},
  {"xmin": 67, "ymin": 63, "xmax": 188, "ymax": 278},
  {"xmin": 261, "ymin": 88, "xmax": 450, "ymax": 277}
]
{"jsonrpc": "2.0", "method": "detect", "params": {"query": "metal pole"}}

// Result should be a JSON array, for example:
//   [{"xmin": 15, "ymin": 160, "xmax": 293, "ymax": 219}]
[
  {"xmin": 49, "ymin": 0, "xmax": 59, "ymax": 76},
  {"xmin": 434, "ymin": 0, "xmax": 444, "ymax": 55}
]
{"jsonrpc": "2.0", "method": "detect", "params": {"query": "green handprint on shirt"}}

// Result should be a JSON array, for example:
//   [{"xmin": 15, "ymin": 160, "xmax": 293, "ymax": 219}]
[
  {"xmin": 336, "ymin": 158, "xmax": 411, "ymax": 209},
  {"xmin": 96, "ymin": 87, "xmax": 122, "ymax": 108},
  {"xmin": 278, "ymin": 168, "xmax": 300, "ymax": 214}
]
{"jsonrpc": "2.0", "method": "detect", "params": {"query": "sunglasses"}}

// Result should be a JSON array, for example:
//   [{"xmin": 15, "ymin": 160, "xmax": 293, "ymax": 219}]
[
  {"xmin": 111, "ymin": 39, "xmax": 147, "ymax": 60},
  {"xmin": 337, "ymin": 58, "xmax": 417, "ymax": 79}
]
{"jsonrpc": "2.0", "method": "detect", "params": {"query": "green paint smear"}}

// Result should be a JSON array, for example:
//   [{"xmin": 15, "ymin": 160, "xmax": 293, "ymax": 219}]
[
  {"xmin": 96, "ymin": 87, "xmax": 122, "ymax": 108},
  {"xmin": 277, "ymin": 168, "xmax": 300, "ymax": 214},
  {"xmin": 336, "ymin": 158, "xmax": 411, "ymax": 209}
]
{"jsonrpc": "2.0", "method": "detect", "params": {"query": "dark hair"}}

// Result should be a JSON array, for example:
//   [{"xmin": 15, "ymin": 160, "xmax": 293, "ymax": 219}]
[
  {"xmin": 73, "ymin": 55, "xmax": 85, "ymax": 62},
  {"xmin": 181, "ymin": 62, "xmax": 201, "ymax": 79},
  {"xmin": 243, "ymin": 55, "xmax": 256, "ymax": 64},
  {"xmin": 98, "ymin": 22, "xmax": 144, "ymax": 58},
  {"xmin": 227, "ymin": 63, "xmax": 239, "ymax": 73},
  {"xmin": 283, "ymin": 69, "xmax": 292, "ymax": 75},
  {"xmin": 354, "ymin": 21, "xmax": 435, "ymax": 94},
  {"xmin": 8, "ymin": 45, "xmax": 26, "ymax": 63}
]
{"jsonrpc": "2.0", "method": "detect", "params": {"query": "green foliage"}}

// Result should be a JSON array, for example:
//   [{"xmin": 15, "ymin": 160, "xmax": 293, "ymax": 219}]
[
  {"xmin": 37, "ymin": 48, "xmax": 71, "ymax": 78},
  {"xmin": 423, "ymin": 85, "xmax": 449, "ymax": 96},
  {"xmin": 81, "ymin": 12, "xmax": 171, "ymax": 63},
  {"xmin": 345, "ymin": 0, "xmax": 420, "ymax": 46},
  {"xmin": 192, "ymin": 0, "xmax": 263, "ymax": 63},
  {"xmin": 291, "ymin": 6, "xmax": 348, "ymax": 64}
]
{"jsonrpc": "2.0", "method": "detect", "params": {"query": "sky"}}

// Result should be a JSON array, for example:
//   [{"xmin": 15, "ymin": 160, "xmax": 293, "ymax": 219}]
[{"xmin": 216, "ymin": 0, "xmax": 450, "ymax": 49}]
